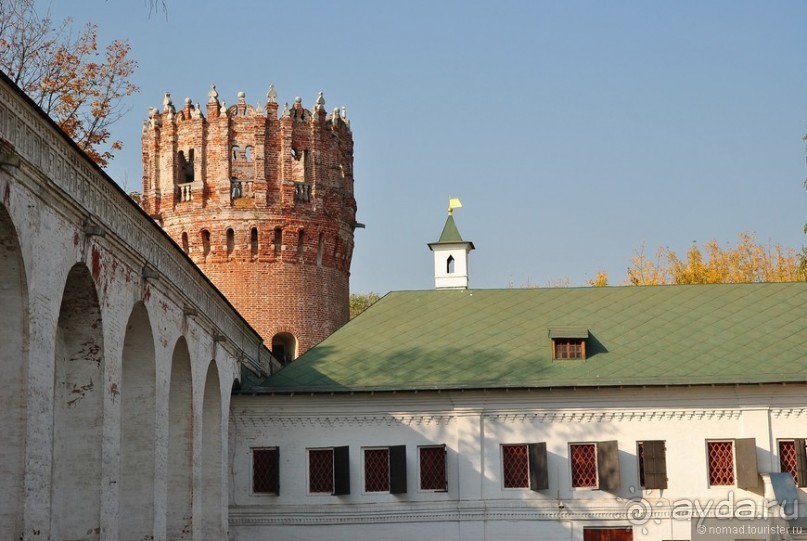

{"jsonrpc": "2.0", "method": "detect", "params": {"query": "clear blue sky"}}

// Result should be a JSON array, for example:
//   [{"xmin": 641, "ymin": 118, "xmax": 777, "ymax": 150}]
[{"xmin": 43, "ymin": 0, "xmax": 807, "ymax": 293}]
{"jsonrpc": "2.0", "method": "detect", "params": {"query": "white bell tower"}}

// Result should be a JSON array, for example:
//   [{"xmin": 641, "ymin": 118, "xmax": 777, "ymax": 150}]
[{"xmin": 427, "ymin": 199, "xmax": 475, "ymax": 289}]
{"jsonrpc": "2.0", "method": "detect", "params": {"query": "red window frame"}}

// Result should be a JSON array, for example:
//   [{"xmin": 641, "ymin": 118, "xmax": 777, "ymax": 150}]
[
  {"xmin": 308, "ymin": 448, "xmax": 335, "ymax": 494},
  {"xmin": 252, "ymin": 447, "xmax": 278, "ymax": 494},
  {"xmin": 364, "ymin": 447, "xmax": 390, "ymax": 493},
  {"xmin": 707, "ymin": 441, "xmax": 735, "ymax": 486},
  {"xmin": 779, "ymin": 440, "xmax": 798, "ymax": 485},
  {"xmin": 502, "ymin": 444, "xmax": 530, "ymax": 488},
  {"xmin": 570, "ymin": 443, "xmax": 598, "ymax": 488},
  {"xmin": 419, "ymin": 445, "xmax": 446, "ymax": 491}
]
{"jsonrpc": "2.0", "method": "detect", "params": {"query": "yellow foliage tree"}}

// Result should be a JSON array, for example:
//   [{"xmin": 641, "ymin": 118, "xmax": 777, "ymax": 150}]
[
  {"xmin": 350, "ymin": 292, "xmax": 381, "ymax": 319},
  {"xmin": 0, "ymin": 0, "xmax": 138, "ymax": 167},
  {"xmin": 587, "ymin": 271, "xmax": 609, "ymax": 287},
  {"xmin": 627, "ymin": 233, "xmax": 806, "ymax": 285}
]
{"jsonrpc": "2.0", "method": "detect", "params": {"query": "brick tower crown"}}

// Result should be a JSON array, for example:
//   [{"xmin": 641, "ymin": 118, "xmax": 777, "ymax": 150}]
[{"xmin": 141, "ymin": 85, "xmax": 357, "ymax": 362}]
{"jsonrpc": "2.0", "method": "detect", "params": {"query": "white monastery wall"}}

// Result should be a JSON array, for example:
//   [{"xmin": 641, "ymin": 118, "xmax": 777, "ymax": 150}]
[{"xmin": 0, "ymin": 75, "xmax": 271, "ymax": 540}]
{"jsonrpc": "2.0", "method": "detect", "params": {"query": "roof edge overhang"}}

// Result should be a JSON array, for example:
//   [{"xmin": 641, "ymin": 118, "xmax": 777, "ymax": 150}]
[{"xmin": 235, "ymin": 378, "xmax": 807, "ymax": 396}]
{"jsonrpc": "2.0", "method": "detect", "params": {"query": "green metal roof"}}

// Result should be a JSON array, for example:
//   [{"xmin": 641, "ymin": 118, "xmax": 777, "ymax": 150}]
[
  {"xmin": 242, "ymin": 282, "xmax": 807, "ymax": 393},
  {"xmin": 427, "ymin": 215, "xmax": 474, "ymax": 249}
]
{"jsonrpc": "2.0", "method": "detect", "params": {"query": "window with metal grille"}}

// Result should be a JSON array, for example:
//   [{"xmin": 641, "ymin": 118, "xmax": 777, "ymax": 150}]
[
  {"xmin": 308, "ymin": 448, "xmax": 334, "ymax": 494},
  {"xmin": 419, "ymin": 445, "xmax": 447, "ymax": 491},
  {"xmin": 571, "ymin": 443, "xmax": 598, "ymax": 487},
  {"xmin": 362, "ymin": 446, "xmax": 407, "ymax": 494},
  {"xmin": 778, "ymin": 439, "xmax": 807, "ymax": 488},
  {"xmin": 501, "ymin": 443, "xmax": 549, "ymax": 491},
  {"xmin": 364, "ymin": 448, "xmax": 390, "ymax": 492},
  {"xmin": 780, "ymin": 440, "xmax": 798, "ymax": 485},
  {"xmin": 707, "ymin": 441, "xmax": 735, "ymax": 486},
  {"xmin": 252, "ymin": 447, "xmax": 279, "ymax": 494},
  {"xmin": 502, "ymin": 445, "xmax": 529, "ymax": 488}
]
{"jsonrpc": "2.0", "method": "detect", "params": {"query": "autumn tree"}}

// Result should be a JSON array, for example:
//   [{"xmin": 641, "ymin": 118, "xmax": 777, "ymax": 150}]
[
  {"xmin": 627, "ymin": 232, "xmax": 805, "ymax": 285},
  {"xmin": 0, "ymin": 0, "xmax": 138, "ymax": 167},
  {"xmin": 350, "ymin": 292, "xmax": 381, "ymax": 319}
]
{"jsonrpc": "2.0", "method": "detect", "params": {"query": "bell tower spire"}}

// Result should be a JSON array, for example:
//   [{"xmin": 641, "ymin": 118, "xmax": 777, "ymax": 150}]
[{"xmin": 427, "ymin": 198, "xmax": 474, "ymax": 289}]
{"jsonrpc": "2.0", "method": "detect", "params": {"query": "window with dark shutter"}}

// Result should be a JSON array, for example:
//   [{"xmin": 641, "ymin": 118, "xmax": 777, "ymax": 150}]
[
  {"xmin": 795, "ymin": 439, "xmax": 807, "ymax": 488},
  {"xmin": 734, "ymin": 438, "xmax": 758, "ymax": 489},
  {"xmin": 252, "ymin": 447, "xmax": 279, "ymax": 495},
  {"xmin": 389, "ymin": 445, "xmax": 407, "ymax": 494},
  {"xmin": 571, "ymin": 441, "xmax": 621, "ymax": 490},
  {"xmin": 502, "ymin": 443, "xmax": 549, "ymax": 491},
  {"xmin": 637, "ymin": 441, "xmax": 667, "ymax": 490},
  {"xmin": 419, "ymin": 445, "xmax": 447, "ymax": 491},
  {"xmin": 528, "ymin": 442, "xmax": 549, "ymax": 491},
  {"xmin": 597, "ymin": 440, "xmax": 621, "ymax": 491},
  {"xmin": 333, "ymin": 446, "xmax": 350, "ymax": 495}
]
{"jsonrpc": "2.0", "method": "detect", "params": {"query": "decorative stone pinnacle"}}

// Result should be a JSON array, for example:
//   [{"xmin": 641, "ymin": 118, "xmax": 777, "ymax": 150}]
[
  {"xmin": 315, "ymin": 91, "xmax": 325, "ymax": 112},
  {"xmin": 184, "ymin": 97, "xmax": 192, "ymax": 107},
  {"xmin": 282, "ymin": 102, "xmax": 290, "ymax": 117},
  {"xmin": 208, "ymin": 84, "xmax": 219, "ymax": 103},
  {"xmin": 237, "ymin": 91, "xmax": 246, "ymax": 102},
  {"xmin": 267, "ymin": 84, "xmax": 277, "ymax": 103},
  {"xmin": 294, "ymin": 96, "xmax": 302, "ymax": 104},
  {"xmin": 163, "ymin": 92, "xmax": 175, "ymax": 113}
]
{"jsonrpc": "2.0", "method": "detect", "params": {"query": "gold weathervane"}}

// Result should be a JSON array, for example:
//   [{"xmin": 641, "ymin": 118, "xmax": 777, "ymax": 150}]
[{"xmin": 448, "ymin": 197, "xmax": 462, "ymax": 215}]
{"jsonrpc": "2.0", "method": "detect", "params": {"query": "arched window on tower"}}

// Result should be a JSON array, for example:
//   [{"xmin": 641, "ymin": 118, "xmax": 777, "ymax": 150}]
[
  {"xmin": 273, "ymin": 227, "xmax": 282, "ymax": 257},
  {"xmin": 271, "ymin": 333, "xmax": 297, "ymax": 366},
  {"xmin": 201, "ymin": 229, "xmax": 211, "ymax": 259},
  {"xmin": 226, "ymin": 228, "xmax": 235, "ymax": 257},
  {"xmin": 245, "ymin": 146, "xmax": 253, "ymax": 162},
  {"xmin": 317, "ymin": 232, "xmax": 324, "ymax": 267},
  {"xmin": 231, "ymin": 145, "xmax": 240, "ymax": 161},
  {"xmin": 186, "ymin": 149, "xmax": 195, "ymax": 181},
  {"xmin": 446, "ymin": 255, "xmax": 455, "ymax": 274},
  {"xmin": 251, "ymin": 227, "xmax": 259, "ymax": 259},
  {"xmin": 297, "ymin": 230, "xmax": 305, "ymax": 259},
  {"xmin": 181, "ymin": 232, "xmax": 189, "ymax": 254}
]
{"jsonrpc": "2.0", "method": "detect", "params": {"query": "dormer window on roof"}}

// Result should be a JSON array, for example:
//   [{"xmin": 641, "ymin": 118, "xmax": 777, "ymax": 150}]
[{"xmin": 549, "ymin": 328, "xmax": 590, "ymax": 360}]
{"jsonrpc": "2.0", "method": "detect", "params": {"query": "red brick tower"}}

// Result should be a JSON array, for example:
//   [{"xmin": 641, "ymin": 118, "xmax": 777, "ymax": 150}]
[{"xmin": 141, "ymin": 85, "xmax": 357, "ymax": 361}]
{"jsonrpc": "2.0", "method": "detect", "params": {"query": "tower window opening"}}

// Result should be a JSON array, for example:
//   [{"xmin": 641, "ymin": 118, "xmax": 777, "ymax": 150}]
[
  {"xmin": 291, "ymin": 147, "xmax": 299, "ymax": 159},
  {"xmin": 181, "ymin": 232, "xmax": 189, "ymax": 254},
  {"xmin": 180, "ymin": 148, "xmax": 194, "ymax": 182},
  {"xmin": 232, "ymin": 145, "xmax": 240, "ymax": 161},
  {"xmin": 446, "ymin": 255, "xmax": 455, "ymax": 274},
  {"xmin": 271, "ymin": 333, "xmax": 297, "ymax": 366},
  {"xmin": 201, "ymin": 229, "xmax": 211, "ymax": 259},
  {"xmin": 297, "ymin": 230, "xmax": 305, "ymax": 259},
  {"xmin": 273, "ymin": 227, "xmax": 282, "ymax": 257},
  {"xmin": 226, "ymin": 228, "xmax": 235, "ymax": 257},
  {"xmin": 251, "ymin": 227, "xmax": 259, "ymax": 259},
  {"xmin": 317, "ymin": 232, "xmax": 324, "ymax": 267},
  {"xmin": 245, "ymin": 146, "xmax": 253, "ymax": 162}
]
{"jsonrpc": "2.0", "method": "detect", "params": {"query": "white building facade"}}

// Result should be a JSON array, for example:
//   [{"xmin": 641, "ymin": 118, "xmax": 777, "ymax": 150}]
[{"xmin": 230, "ymin": 386, "xmax": 807, "ymax": 541}]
